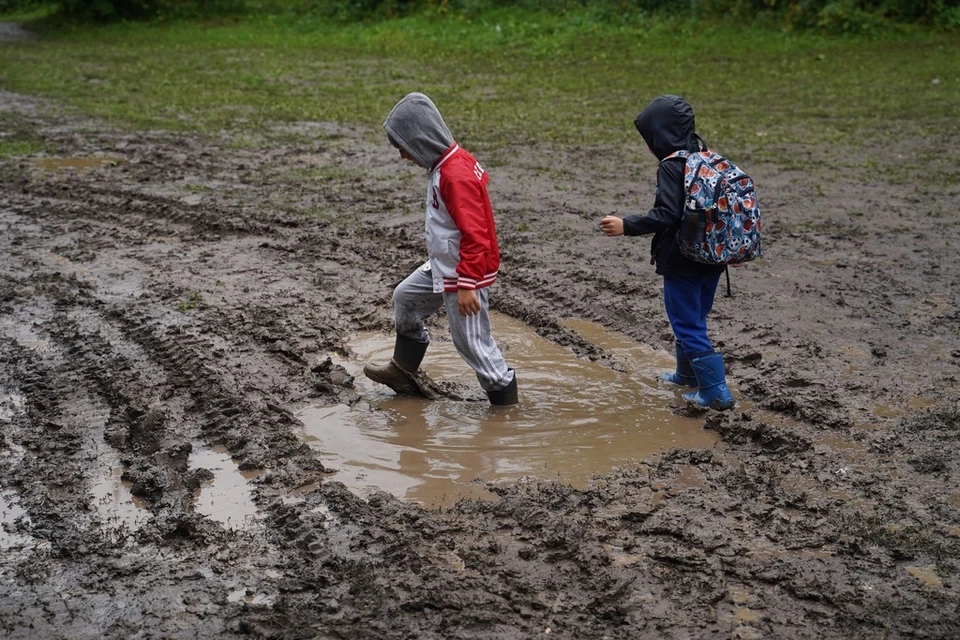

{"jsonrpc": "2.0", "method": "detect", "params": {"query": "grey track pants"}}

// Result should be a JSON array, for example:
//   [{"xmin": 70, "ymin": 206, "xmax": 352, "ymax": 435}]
[{"xmin": 393, "ymin": 263, "xmax": 513, "ymax": 392}]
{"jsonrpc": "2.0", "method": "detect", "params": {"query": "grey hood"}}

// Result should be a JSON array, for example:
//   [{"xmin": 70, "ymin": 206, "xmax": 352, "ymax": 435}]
[{"xmin": 383, "ymin": 92, "xmax": 454, "ymax": 169}]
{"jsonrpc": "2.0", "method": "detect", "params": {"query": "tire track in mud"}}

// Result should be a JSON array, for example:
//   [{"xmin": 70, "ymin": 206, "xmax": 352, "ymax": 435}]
[
  {"xmin": 102, "ymin": 304, "xmax": 328, "ymax": 480},
  {"xmin": 0, "ymin": 335, "xmax": 96, "ymax": 552},
  {"xmin": 1, "ymin": 182, "xmax": 337, "ymax": 528},
  {"xmin": 9, "ymin": 178, "xmax": 279, "ymax": 237},
  {"xmin": 0, "ymin": 207, "xmax": 344, "ymax": 637}
]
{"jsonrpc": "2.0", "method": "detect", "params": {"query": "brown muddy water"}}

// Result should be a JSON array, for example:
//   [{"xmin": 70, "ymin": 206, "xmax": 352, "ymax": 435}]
[
  {"xmin": 35, "ymin": 156, "xmax": 124, "ymax": 172},
  {"xmin": 297, "ymin": 312, "xmax": 720, "ymax": 507}
]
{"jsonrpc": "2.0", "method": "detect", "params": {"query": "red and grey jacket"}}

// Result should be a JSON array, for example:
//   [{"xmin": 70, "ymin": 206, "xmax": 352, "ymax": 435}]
[{"xmin": 424, "ymin": 143, "xmax": 501, "ymax": 293}]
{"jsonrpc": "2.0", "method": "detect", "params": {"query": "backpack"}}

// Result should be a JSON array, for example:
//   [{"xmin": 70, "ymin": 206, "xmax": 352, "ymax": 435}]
[{"xmin": 665, "ymin": 149, "xmax": 762, "ymax": 265}]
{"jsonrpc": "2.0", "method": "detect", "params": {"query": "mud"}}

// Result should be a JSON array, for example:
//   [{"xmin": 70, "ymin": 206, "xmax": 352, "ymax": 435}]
[{"xmin": 1, "ymin": 87, "xmax": 959, "ymax": 638}]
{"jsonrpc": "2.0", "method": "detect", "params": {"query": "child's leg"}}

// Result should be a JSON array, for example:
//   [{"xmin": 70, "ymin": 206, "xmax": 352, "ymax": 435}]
[
  {"xmin": 394, "ymin": 262, "xmax": 444, "ymax": 342},
  {"xmin": 364, "ymin": 263, "xmax": 443, "ymax": 396},
  {"xmin": 442, "ymin": 287, "xmax": 513, "ymax": 392},
  {"xmin": 662, "ymin": 274, "xmax": 720, "ymax": 357},
  {"xmin": 664, "ymin": 274, "xmax": 734, "ymax": 410},
  {"xmin": 697, "ymin": 274, "xmax": 721, "ymax": 331}
]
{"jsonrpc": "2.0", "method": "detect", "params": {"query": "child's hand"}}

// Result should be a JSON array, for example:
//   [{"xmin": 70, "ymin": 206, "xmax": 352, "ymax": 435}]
[
  {"xmin": 458, "ymin": 289, "xmax": 481, "ymax": 316},
  {"xmin": 600, "ymin": 216, "xmax": 624, "ymax": 236}
]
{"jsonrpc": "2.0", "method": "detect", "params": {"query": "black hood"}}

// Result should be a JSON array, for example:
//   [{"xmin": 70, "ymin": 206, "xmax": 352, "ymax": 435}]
[{"xmin": 633, "ymin": 95, "xmax": 703, "ymax": 161}]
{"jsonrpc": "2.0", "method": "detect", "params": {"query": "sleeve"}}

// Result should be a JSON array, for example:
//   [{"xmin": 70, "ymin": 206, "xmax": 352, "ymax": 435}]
[
  {"xmin": 622, "ymin": 158, "xmax": 685, "ymax": 236},
  {"xmin": 440, "ymin": 175, "xmax": 491, "ymax": 289}
]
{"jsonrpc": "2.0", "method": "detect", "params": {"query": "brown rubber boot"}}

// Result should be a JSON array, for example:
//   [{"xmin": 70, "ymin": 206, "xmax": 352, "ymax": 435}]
[
  {"xmin": 487, "ymin": 370, "xmax": 519, "ymax": 406},
  {"xmin": 363, "ymin": 335, "xmax": 428, "ymax": 397}
]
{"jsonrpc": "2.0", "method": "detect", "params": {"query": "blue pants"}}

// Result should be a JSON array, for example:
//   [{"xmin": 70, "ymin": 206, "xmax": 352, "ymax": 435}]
[{"xmin": 663, "ymin": 274, "xmax": 721, "ymax": 358}]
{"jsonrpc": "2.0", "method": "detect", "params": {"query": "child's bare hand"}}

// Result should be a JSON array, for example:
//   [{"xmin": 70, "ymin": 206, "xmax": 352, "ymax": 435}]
[
  {"xmin": 600, "ymin": 216, "xmax": 624, "ymax": 236},
  {"xmin": 458, "ymin": 289, "xmax": 481, "ymax": 316}
]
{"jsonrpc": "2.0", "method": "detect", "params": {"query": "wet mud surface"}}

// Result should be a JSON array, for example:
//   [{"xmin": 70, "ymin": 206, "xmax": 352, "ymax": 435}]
[{"xmin": 1, "ymin": 89, "xmax": 959, "ymax": 638}]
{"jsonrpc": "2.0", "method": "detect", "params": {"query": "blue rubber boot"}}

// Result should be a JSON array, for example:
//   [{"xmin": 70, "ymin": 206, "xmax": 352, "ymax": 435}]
[
  {"xmin": 682, "ymin": 352, "xmax": 735, "ymax": 411},
  {"xmin": 661, "ymin": 340, "xmax": 697, "ymax": 387}
]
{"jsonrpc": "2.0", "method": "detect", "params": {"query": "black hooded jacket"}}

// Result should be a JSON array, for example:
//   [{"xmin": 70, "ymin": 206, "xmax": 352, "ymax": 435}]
[{"xmin": 623, "ymin": 95, "xmax": 725, "ymax": 278}]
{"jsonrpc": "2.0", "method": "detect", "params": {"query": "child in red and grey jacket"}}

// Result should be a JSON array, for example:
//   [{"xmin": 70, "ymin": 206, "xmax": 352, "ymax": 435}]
[{"xmin": 363, "ymin": 92, "xmax": 518, "ymax": 406}]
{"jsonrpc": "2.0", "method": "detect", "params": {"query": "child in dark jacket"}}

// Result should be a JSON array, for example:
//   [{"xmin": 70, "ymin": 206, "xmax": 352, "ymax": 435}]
[{"xmin": 600, "ymin": 94, "xmax": 734, "ymax": 410}]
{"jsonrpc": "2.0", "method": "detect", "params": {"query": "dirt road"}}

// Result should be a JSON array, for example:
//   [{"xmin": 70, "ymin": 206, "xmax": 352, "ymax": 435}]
[{"xmin": 1, "ymin": 89, "xmax": 958, "ymax": 638}]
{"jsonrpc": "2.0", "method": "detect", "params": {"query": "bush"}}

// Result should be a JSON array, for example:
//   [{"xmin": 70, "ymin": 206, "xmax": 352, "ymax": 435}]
[
  {"xmin": 56, "ymin": 0, "xmax": 249, "ymax": 22},
  {"xmin": 43, "ymin": 0, "xmax": 960, "ymax": 27},
  {"xmin": 0, "ymin": 0, "xmax": 46, "ymax": 12}
]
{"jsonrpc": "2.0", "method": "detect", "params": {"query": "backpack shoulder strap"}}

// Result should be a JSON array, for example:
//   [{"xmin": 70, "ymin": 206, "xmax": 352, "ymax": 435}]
[{"xmin": 661, "ymin": 150, "xmax": 689, "ymax": 163}]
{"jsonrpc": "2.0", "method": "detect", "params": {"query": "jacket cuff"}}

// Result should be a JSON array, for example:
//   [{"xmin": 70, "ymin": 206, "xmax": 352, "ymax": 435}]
[{"xmin": 457, "ymin": 276, "xmax": 479, "ymax": 290}]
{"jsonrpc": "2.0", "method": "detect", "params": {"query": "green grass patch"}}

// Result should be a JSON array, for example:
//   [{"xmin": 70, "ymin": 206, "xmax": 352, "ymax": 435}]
[
  {"xmin": 0, "ymin": 9, "xmax": 958, "ymax": 155},
  {"xmin": 0, "ymin": 137, "xmax": 47, "ymax": 156},
  {"xmin": 177, "ymin": 290, "xmax": 203, "ymax": 311}
]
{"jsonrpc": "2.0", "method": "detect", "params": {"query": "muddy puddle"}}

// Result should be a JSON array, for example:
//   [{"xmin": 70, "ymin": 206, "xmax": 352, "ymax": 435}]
[
  {"xmin": 906, "ymin": 565, "xmax": 944, "ymax": 589},
  {"xmin": 297, "ymin": 313, "xmax": 719, "ymax": 507},
  {"xmin": 85, "ymin": 443, "xmax": 262, "ymax": 531},
  {"xmin": 0, "ymin": 489, "xmax": 39, "ymax": 552},
  {"xmin": 90, "ymin": 459, "xmax": 151, "ymax": 533},
  {"xmin": 189, "ymin": 445, "xmax": 261, "ymax": 529},
  {"xmin": 35, "ymin": 156, "xmax": 123, "ymax": 172}
]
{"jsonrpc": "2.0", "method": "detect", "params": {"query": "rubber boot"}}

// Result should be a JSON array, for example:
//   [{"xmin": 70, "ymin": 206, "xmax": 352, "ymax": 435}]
[
  {"xmin": 363, "ymin": 335, "xmax": 428, "ymax": 396},
  {"xmin": 487, "ymin": 370, "xmax": 519, "ymax": 406},
  {"xmin": 682, "ymin": 352, "xmax": 735, "ymax": 411},
  {"xmin": 661, "ymin": 340, "xmax": 697, "ymax": 387}
]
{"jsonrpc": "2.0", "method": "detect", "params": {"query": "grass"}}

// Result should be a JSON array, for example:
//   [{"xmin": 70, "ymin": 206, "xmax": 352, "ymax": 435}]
[
  {"xmin": 0, "ymin": 9, "xmax": 957, "ymax": 157},
  {"xmin": 178, "ymin": 291, "xmax": 203, "ymax": 311},
  {"xmin": 0, "ymin": 137, "xmax": 47, "ymax": 156}
]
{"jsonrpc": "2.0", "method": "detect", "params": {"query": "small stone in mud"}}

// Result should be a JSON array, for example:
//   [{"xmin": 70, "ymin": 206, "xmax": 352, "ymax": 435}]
[
  {"xmin": 329, "ymin": 368, "xmax": 355, "ymax": 387},
  {"xmin": 185, "ymin": 467, "xmax": 216, "ymax": 490}
]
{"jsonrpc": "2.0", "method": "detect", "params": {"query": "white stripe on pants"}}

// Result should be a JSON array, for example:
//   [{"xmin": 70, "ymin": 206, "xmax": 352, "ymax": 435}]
[{"xmin": 393, "ymin": 264, "xmax": 513, "ymax": 392}]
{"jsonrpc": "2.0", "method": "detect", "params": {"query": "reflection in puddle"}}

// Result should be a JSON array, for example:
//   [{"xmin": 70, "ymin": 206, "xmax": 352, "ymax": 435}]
[
  {"xmin": 89, "ymin": 429, "xmax": 151, "ymax": 532},
  {"xmin": 91, "ymin": 464, "xmax": 151, "ymax": 532},
  {"xmin": 0, "ymin": 320, "xmax": 52, "ymax": 356},
  {"xmin": 189, "ymin": 445, "xmax": 260, "ymax": 529},
  {"xmin": 0, "ymin": 489, "xmax": 36, "ymax": 551},
  {"xmin": 871, "ymin": 396, "xmax": 937, "ymax": 421},
  {"xmin": 36, "ymin": 156, "xmax": 123, "ymax": 172},
  {"xmin": 299, "ymin": 313, "xmax": 718, "ymax": 507}
]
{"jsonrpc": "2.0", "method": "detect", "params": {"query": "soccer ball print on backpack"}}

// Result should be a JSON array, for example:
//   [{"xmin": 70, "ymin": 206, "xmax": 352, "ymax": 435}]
[{"xmin": 666, "ymin": 149, "xmax": 762, "ymax": 265}]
